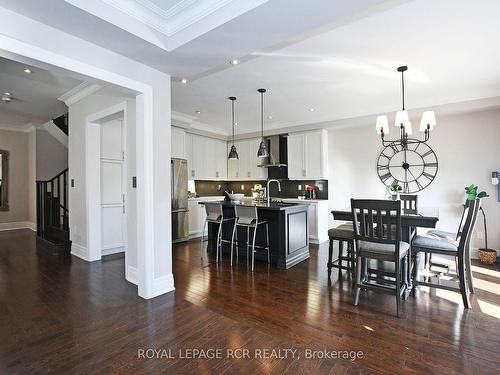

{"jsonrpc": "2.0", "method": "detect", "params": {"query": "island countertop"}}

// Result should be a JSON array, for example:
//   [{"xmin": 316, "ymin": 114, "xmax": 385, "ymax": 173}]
[{"xmin": 198, "ymin": 199, "xmax": 306, "ymax": 211}]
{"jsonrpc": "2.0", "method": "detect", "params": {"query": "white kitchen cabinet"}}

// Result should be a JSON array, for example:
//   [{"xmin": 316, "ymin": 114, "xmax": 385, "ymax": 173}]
[
  {"xmin": 287, "ymin": 130, "xmax": 328, "ymax": 179},
  {"xmin": 171, "ymin": 127, "xmax": 186, "ymax": 159},
  {"xmin": 188, "ymin": 200, "xmax": 203, "ymax": 236},
  {"xmin": 227, "ymin": 138, "xmax": 267, "ymax": 180},
  {"xmin": 187, "ymin": 134, "xmax": 227, "ymax": 180}
]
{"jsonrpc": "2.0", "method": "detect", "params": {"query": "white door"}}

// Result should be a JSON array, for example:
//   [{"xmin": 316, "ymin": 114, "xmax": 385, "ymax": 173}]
[{"xmin": 100, "ymin": 118, "xmax": 127, "ymax": 255}]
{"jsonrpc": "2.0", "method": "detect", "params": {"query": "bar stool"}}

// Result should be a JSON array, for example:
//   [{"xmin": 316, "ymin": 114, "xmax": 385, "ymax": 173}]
[
  {"xmin": 231, "ymin": 205, "xmax": 270, "ymax": 271},
  {"xmin": 200, "ymin": 202, "xmax": 235, "ymax": 262},
  {"xmin": 327, "ymin": 222, "xmax": 356, "ymax": 278}
]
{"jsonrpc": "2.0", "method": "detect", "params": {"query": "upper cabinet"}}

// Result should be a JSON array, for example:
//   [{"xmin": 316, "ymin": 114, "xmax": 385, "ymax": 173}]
[
  {"xmin": 171, "ymin": 127, "xmax": 186, "ymax": 159},
  {"xmin": 228, "ymin": 138, "xmax": 267, "ymax": 180},
  {"xmin": 287, "ymin": 130, "xmax": 328, "ymax": 180},
  {"xmin": 186, "ymin": 133, "xmax": 227, "ymax": 180}
]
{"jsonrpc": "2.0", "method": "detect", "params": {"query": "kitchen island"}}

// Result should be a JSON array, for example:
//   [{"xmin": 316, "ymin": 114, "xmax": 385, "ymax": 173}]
[{"xmin": 199, "ymin": 200, "xmax": 309, "ymax": 269}]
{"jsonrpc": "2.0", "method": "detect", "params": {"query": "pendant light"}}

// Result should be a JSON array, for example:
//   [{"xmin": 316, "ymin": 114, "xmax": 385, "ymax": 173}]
[
  {"xmin": 228, "ymin": 96, "xmax": 239, "ymax": 160},
  {"xmin": 257, "ymin": 88, "xmax": 268, "ymax": 158}
]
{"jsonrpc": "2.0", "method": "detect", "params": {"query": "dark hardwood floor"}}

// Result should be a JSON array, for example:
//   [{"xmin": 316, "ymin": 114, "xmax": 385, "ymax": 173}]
[{"xmin": 1, "ymin": 229, "xmax": 499, "ymax": 374}]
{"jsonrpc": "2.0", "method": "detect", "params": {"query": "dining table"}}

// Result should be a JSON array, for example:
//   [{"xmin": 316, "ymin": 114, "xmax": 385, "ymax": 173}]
[
  {"xmin": 331, "ymin": 207, "xmax": 439, "ymax": 294},
  {"xmin": 331, "ymin": 207, "xmax": 439, "ymax": 243}
]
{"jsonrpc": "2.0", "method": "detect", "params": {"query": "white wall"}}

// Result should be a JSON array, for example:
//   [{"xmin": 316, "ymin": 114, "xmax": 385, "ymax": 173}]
[
  {"xmin": 328, "ymin": 108, "xmax": 500, "ymax": 254},
  {"xmin": 0, "ymin": 6, "xmax": 173, "ymax": 298},
  {"xmin": 0, "ymin": 129, "xmax": 30, "ymax": 225},
  {"xmin": 36, "ymin": 129, "xmax": 68, "ymax": 180},
  {"xmin": 28, "ymin": 129, "xmax": 36, "ymax": 225}
]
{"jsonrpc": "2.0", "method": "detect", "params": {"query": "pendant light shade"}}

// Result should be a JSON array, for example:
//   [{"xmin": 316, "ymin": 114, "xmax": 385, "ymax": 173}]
[
  {"xmin": 376, "ymin": 115, "xmax": 389, "ymax": 134},
  {"xmin": 257, "ymin": 88, "xmax": 268, "ymax": 158},
  {"xmin": 420, "ymin": 110, "xmax": 436, "ymax": 132},
  {"xmin": 228, "ymin": 96, "xmax": 239, "ymax": 160}
]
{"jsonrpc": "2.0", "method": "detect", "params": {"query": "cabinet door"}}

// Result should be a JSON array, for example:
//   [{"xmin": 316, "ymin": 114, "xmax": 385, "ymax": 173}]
[
  {"xmin": 171, "ymin": 127, "xmax": 186, "ymax": 159},
  {"xmin": 188, "ymin": 201, "xmax": 201, "ymax": 235},
  {"xmin": 190, "ymin": 135, "xmax": 205, "ymax": 179},
  {"xmin": 249, "ymin": 138, "xmax": 267, "ymax": 179},
  {"xmin": 214, "ymin": 139, "xmax": 227, "ymax": 179},
  {"xmin": 304, "ymin": 132, "xmax": 323, "ymax": 178},
  {"xmin": 238, "ymin": 140, "xmax": 251, "ymax": 179},
  {"xmin": 287, "ymin": 134, "xmax": 305, "ymax": 179},
  {"xmin": 307, "ymin": 204, "xmax": 317, "ymax": 239}
]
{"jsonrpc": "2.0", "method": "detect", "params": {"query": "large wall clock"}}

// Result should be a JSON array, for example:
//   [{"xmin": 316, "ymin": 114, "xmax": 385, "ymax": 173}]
[{"xmin": 376, "ymin": 140, "xmax": 438, "ymax": 193}]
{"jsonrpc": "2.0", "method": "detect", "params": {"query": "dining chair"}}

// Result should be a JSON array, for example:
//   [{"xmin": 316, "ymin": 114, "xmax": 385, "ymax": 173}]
[
  {"xmin": 351, "ymin": 199, "xmax": 410, "ymax": 317},
  {"xmin": 400, "ymin": 194, "xmax": 418, "ymax": 215},
  {"xmin": 327, "ymin": 222, "xmax": 355, "ymax": 279},
  {"xmin": 231, "ymin": 205, "xmax": 270, "ymax": 271},
  {"xmin": 201, "ymin": 202, "xmax": 235, "ymax": 262},
  {"xmin": 411, "ymin": 198, "xmax": 480, "ymax": 308}
]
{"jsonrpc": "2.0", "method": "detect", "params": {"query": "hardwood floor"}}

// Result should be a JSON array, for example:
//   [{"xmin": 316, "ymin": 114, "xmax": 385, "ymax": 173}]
[{"xmin": 1, "ymin": 229, "xmax": 499, "ymax": 374}]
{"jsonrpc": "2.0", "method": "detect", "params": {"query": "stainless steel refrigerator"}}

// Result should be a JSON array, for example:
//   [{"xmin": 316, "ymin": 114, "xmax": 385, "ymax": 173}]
[{"xmin": 171, "ymin": 158, "xmax": 189, "ymax": 243}]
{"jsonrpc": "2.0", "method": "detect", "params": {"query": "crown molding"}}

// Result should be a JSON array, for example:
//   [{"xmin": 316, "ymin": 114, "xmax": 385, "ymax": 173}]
[
  {"xmin": 0, "ymin": 122, "xmax": 36, "ymax": 133},
  {"xmin": 39, "ymin": 121, "xmax": 68, "ymax": 148},
  {"xmin": 58, "ymin": 82, "xmax": 103, "ymax": 106},
  {"xmin": 171, "ymin": 110, "xmax": 228, "ymax": 137}
]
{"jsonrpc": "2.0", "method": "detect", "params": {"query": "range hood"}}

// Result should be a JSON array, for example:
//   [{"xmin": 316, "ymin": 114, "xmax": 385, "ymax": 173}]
[{"xmin": 260, "ymin": 135, "xmax": 287, "ymax": 168}]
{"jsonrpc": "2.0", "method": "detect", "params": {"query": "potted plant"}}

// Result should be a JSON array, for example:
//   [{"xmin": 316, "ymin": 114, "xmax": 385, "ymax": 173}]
[
  {"xmin": 387, "ymin": 183, "xmax": 403, "ymax": 201},
  {"xmin": 465, "ymin": 184, "xmax": 497, "ymax": 264}
]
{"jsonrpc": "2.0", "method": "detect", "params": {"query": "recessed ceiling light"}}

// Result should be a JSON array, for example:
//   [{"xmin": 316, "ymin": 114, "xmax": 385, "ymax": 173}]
[
  {"xmin": 230, "ymin": 59, "xmax": 240, "ymax": 65},
  {"xmin": 180, "ymin": 78, "xmax": 188, "ymax": 84},
  {"xmin": 234, "ymin": 122, "xmax": 238, "ymax": 126},
  {"xmin": 308, "ymin": 108, "xmax": 315, "ymax": 112},
  {"xmin": 24, "ymin": 68, "xmax": 32, "ymax": 74},
  {"xmin": 3, "ymin": 92, "xmax": 11, "ymax": 96},
  {"xmin": 268, "ymin": 115, "xmax": 273, "ymax": 120},
  {"xmin": 195, "ymin": 111, "xmax": 201, "ymax": 114}
]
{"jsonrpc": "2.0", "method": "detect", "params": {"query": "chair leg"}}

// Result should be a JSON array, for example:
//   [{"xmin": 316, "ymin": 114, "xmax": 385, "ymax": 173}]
[
  {"xmin": 395, "ymin": 256, "xmax": 401, "ymax": 318},
  {"xmin": 246, "ymin": 227, "xmax": 250, "ymax": 261},
  {"xmin": 402, "ymin": 255, "xmax": 408, "ymax": 301},
  {"xmin": 235, "ymin": 224, "xmax": 239, "ymax": 260},
  {"xmin": 200, "ymin": 219, "xmax": 207, "ymax": 259},
  {"xmin": 350, "ymin": 241, "xmax": 356, "ymax": 278},
  {"xmin": 216, "ymin": 222, "xmax": 222, "ymax": 263},
  {"xmin": 353, "ymin": 255, "xmax": 362, "ymax": 306},
  {"xmin": 465, "ymin": 245, "xmax": 474, "ymax": 293},
  {"xmin": 338, "ymin": 240, "xmax": 344, "ymax": 279},
  {"xmin": 230, "ymin": 221, "xmax": 237, "ymax": 266},
  {"xmin": 251, "ymin": 225, "xmax": 257, "ymax": 272},
  {"xmin": 265, "ymin": 223, "xmax": 270, "ymax": 265},
  {"xmin": 458, "ymin": 253, "xmax": 470, "ymax": 308},
  {"xmin": 327, "ymin": 238, "xmax": 333, "ymax": 278}
]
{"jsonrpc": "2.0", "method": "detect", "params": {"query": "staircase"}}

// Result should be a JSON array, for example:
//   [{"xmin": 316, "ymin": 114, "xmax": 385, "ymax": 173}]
[{"xmin": 36, "ymin": 169, "xmax": 70, "ymax": 253}]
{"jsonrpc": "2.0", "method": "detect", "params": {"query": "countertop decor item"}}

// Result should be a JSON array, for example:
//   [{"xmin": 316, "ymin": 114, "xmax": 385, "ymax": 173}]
[
  {"xmin": 388, "ymin": 182, "xmax": 402, "ymax": 200},
  {"xmin": 375, "ymin": 66, "xmax": 437, "ymax": 150},
  {"xmin": 228, "ymin": 96, "xmax": 239, "ymax": 160},
  {"xmin": 465, "ymin": 184, "xmax": 497, "ymax": 264}
]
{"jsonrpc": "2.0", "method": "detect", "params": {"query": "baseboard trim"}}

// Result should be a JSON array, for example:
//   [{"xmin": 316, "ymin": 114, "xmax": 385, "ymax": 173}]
[
  {"xmin": 71, "ymin": 242, "xmax": 90, "ymax": 261},
  {"xmin": 138, "ymin": 274, "xmax": 175, "ymax": 299},
  {"xmin": 126, "ymin": 265, "xmax": 138, "ymax": 285},
  {"xmin": 102, "ymin": 246, "xmax": 125, "ymax": 257},
  {"xmin": 0, "ymin": 221, "xmax": 36, "ymax": 232}
]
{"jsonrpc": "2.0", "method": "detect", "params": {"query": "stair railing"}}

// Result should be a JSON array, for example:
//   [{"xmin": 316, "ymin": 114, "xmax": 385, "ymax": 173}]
[{"xmin": 36, "ymin": 169, "xmax": 68, "ymax": 239}]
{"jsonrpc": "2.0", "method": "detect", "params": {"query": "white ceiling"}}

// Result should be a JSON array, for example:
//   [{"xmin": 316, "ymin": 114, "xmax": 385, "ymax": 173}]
[
  {"xmin": 172, "ymin": 0, "xmax": 500, "ymax": 134},
  {"xmin": 0, "ymin": 57, "xmax": 81, "ymax": 126},
  {"xmin": 1, "ymin": 0, "xmax": 499, "ymax": 135}
]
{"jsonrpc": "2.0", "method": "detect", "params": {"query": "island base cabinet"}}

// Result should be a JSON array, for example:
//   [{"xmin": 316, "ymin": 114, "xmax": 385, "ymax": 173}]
[{"xmin": 205, "ymin": 204, "xmax": 309, "ymax": 269}]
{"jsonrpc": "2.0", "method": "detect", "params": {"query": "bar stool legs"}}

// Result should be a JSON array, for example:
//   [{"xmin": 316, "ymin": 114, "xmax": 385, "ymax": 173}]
[{"xmin": 230, "ymin": 222, "xmax": 270, "ymax": 271}]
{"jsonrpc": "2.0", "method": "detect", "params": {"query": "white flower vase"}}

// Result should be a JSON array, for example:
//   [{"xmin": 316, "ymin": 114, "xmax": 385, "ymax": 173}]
[{"xmin": 391, "ymin": 193, "xmax": 400, "ymax": 201}]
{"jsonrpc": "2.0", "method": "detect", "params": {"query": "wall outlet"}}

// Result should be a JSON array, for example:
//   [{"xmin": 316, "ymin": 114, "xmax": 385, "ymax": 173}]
[
  {"xmin": 476, "ymin": 231, "xmax": 484, "ymax": 240},
  {"xmin": 241, "ymin": 185, "xmax": 244, "ymax": 190},
  {"xmin": 298, "ymin": 185, "xmax": 302, "ymax": 190}
]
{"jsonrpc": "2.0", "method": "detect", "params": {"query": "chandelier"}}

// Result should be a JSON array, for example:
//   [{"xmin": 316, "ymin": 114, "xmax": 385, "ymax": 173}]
[{"xmin": 376, "ymin": 66, "xmax": 437, "ymax": 149}]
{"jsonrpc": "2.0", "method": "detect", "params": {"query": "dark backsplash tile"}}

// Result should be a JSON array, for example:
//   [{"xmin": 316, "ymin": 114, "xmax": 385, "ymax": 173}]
[{"xmin": 194, "ymin": 179, "xmax": 328, "ymax": 199}]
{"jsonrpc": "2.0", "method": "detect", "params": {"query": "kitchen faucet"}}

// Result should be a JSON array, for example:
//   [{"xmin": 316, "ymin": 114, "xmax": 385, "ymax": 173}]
[{"xmin": 266, "ymin": 179, "xmax": 281, "ymax": 205}]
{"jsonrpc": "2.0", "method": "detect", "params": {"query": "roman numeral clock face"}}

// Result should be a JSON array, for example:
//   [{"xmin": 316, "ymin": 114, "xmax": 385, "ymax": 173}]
[{"xmin": 377, "ymin": 141, "xmax": 438, "ymax": 193}]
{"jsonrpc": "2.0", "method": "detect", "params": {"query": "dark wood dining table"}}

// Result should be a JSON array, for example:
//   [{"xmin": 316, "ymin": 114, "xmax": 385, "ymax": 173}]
[
  {"xmin": 331, "ymin": 207, "xmax": 439, "ymax": 243},
  {"xmin": 331, "ymin": 207, "xmax": 439, "ymax": 294}
]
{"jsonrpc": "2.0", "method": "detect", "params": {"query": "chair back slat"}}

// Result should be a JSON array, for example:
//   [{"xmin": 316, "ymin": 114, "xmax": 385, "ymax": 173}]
[
  {"xmin": 205, "ymin": 202, "xmax": 223, "ymax": 221},
  {"xmin": 457, "ymin": 199, "xmax": 481, "ymax": 257},
  {"xmin": 400, "ymin": 194, "xmax": 418, "ymax": 215},
  {"xmin": 351, "ymin": 199, "xmax": 402, "ymax": 246}
]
